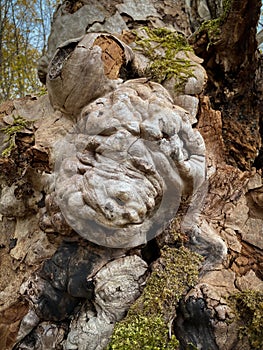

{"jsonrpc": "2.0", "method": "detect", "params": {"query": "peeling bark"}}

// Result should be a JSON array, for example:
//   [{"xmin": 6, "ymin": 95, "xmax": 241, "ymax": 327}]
[{"xmin": 191, "ymin": 0, "xmax": 262, "ymax": 170}]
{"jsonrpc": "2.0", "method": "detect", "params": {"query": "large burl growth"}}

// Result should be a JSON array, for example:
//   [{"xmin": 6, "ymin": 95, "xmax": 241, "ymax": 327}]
[
  {"xmin": 3, "ymin": 29, "xmax": 207, "ymax": 349},
  {"xmin": 52, "ymin": 75, "xmax": 206, "ymax": 247}
]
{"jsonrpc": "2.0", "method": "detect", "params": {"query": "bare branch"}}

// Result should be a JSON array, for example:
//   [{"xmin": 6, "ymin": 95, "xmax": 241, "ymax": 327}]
[{"xmin": 257, "ymin": 28, "xmax": 263, "ymax": 46}]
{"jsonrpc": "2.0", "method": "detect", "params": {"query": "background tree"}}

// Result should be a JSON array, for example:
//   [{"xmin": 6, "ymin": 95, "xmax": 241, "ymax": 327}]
[{"xmin": 0, "ymin": 0, "xmax": 59, "ymax": 102}]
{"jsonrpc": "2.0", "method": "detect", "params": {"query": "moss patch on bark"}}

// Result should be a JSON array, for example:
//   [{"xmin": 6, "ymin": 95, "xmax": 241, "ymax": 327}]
[
  {"xmin": 107, "ymin": 246, "xmax": 202, "ymax": 350},
  {"xmin": 229, "ymin": 290, "xmax": 263, "ymax": 349},
  {"xmin": 133, "ymin": 27, "xmax": 195, "ymax": 92}
]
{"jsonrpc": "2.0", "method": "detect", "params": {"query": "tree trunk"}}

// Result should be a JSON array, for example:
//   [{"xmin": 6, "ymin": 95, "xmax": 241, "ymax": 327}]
[{"xmin": 0, "ymin": 1, "xmax": 262, "ymax": 350}]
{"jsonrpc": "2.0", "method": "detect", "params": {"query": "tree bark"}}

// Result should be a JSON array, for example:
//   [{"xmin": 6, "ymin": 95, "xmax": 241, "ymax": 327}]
[
  {"xmin": 191, "ymin": 0, "xmax": 262, "ymax": 171},
  {"xmin": 0, "ymin": 1, "xmax": 263, "ymax": 350}
]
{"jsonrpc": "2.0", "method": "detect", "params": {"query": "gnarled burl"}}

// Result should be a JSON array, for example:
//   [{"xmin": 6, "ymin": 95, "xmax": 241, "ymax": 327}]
[
  {"xmin": 53, "ymin": 77, "xmax": 206, "ymax": 248},
  {"xmin": 15, "ymin": 32, "xmax": 207, "ymax": 349}
]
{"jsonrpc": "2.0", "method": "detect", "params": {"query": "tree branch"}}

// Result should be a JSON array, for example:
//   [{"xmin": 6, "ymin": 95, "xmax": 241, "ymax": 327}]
[{"xmin": 257, "ymin": 28, "xmax": 263, "ymax": 46}]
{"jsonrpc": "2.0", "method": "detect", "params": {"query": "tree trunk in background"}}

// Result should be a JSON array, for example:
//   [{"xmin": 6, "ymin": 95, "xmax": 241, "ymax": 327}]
[
  {"xmin": 192, "ymin": 0, "xmax": 263, "ymax": 170},
  {"xmin": 0, "ymin": 1, "xmax": 263, "ymax": 349}
]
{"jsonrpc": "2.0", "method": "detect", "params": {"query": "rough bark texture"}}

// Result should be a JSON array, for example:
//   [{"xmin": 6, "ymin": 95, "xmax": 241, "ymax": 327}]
[
  {"xmin": 0, "ymin": 1, "xmax": 263, "ymax": 350},
  {"xmin": 191, "ymin": 0, "xmax": 262, "ymax": 171}
]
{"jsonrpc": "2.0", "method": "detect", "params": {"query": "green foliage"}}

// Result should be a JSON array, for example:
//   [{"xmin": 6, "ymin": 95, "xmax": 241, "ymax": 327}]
[
  {"xmin": 134, "ymin": 27, "xmax": 195, "ymax": 91},
  {"xmin": 0, "ymin": 24, "xmax": 41, "ymax": 100},
  {"xmin": 107, "ymin": 246, "xmax": 202, "ymax": 350},
  {"xmin": 229, "ymin": 290, "xmax": 263, "ymax": 349},
  {"xmin": 0, "ymin": 0, "xmax": 60, "ymax": 102},
  {"xmin": 1, "ymin": 116, "xmax": 31, "ymax": 157}
]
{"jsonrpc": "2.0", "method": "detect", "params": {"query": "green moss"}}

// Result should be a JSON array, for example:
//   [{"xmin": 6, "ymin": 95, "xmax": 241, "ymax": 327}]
[
  {"xmin": 108, "ymin": 314, "xmax": 179, "ymax": 350},
  {"xmin": 228, "ymin": 290, "xmax": 263, "ymax": 349},
  {"xmin": 199, "ymin": 0, "xmax": 233, "ymax": 46},
  {"xmin": 186, "ymin": 344, "xmax": 199, "ymax": 350},
  {"xmin": 222, "ymin": 0, "xmax": 233, "ymax": 17},
  {"xmin": 1, "ymin": 116, "xmax": 31, "ymax": 157},
  {"xmin": 133, "ymin": 27, "xmax": 195, "ymax": 92},
  {"xmin": 107, "ymin": 246, "xmax": 202, "ymax": 350},
  {"xmin": 141, "ymin": 246, "xmax": 202, "ymax": 316},
  {"xmin": 36, "ymin": 86, "xmax": 48, "ymax": 96},
  {"xmin": 199, "ymin": 18, "xmax": 221, "ymax": 44}
]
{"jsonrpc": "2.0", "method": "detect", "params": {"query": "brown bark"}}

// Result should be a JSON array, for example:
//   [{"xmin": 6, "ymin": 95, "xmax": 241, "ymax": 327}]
[{"xmin": 192, "ymin": 0, "xmax": 262, "ymax": 170}]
